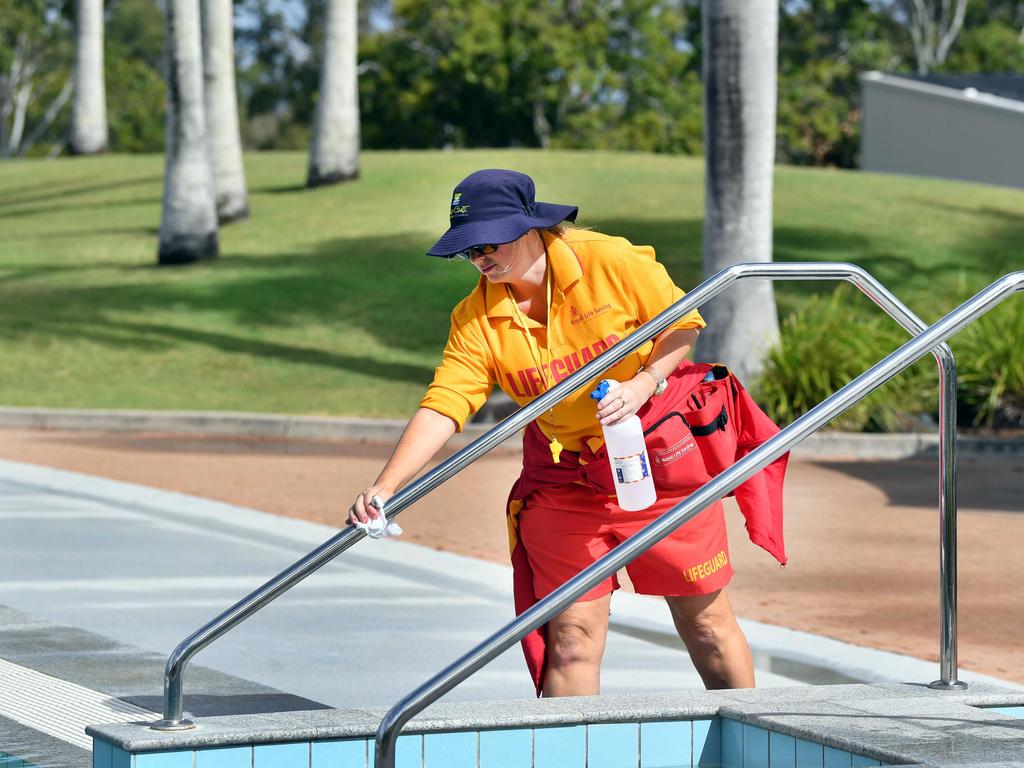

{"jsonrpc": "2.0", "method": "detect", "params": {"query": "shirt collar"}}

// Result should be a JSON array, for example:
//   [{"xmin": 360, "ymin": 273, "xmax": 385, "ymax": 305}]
[
  {"xmin": 482, "ymin": 232, "xmax": 584, "ymax": 320},
  {"xmin": 542, "ymin": 229, "xmax": 584, "ymax": 296}
]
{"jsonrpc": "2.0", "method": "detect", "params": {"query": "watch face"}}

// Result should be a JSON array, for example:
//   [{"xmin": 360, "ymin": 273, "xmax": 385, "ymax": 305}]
[{"xmin": 654, "ymin": 380, "xmax": 667, "ymax": 396}]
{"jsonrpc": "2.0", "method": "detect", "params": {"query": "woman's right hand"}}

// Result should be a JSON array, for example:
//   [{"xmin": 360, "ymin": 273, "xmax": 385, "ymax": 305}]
[
  {"xmin": 347, "ymin": 485, "xmax": 393, "ymax": 525},
  {"xmin": 343, "ymin": 408, "xmax": 456, "ymax": 528}
]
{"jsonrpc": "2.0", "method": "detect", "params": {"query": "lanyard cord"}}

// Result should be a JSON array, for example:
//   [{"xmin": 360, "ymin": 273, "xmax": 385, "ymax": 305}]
[{"xmin": 507, "ymin": 257, "xmax": 563, "ymax": 463}]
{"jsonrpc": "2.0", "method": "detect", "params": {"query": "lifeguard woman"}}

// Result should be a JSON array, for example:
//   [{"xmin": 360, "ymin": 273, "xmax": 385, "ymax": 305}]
[{"xmin": 348, "ymin": 169, "xmax": 779, "ymax": 696}]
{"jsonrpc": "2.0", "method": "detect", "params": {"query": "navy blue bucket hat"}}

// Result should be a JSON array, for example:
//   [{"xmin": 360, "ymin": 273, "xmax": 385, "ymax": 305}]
[{"xmin": 427, "ymin": 169, "xmax": 578, "ymax": 258}]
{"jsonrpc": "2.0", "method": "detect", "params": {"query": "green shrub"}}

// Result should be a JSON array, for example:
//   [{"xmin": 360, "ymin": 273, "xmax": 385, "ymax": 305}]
[
  {"xmin": 755, "ymin": 286, "xmax": 939, "ymax": 432},
  {"xmin": 955, "ymin": 298, "xmax": 1024, "ymax": 428}
]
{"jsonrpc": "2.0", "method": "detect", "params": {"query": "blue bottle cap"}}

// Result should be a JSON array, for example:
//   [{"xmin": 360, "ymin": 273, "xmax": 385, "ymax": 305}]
[{"xmin": 590, "ymin": 380, "xmax": 612, "ymax": 401}]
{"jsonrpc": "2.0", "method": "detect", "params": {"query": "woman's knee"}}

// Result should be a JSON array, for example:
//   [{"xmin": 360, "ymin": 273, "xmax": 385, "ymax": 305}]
[
  {"xmin": 668, "ymin": 592, "xmax": 739, "ymax": 648},
  {"xmin": 546, "ymin": 600, "xmax": 609, "ymax": 669},
  {"xmin": 548, "ymin": 619, "xmax": 604, "ymax": 668}
]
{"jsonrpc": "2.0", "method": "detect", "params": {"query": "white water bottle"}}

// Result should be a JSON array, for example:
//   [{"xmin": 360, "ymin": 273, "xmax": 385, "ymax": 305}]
[{"xmin": 590, "ymin": 379, "xmax": 657, "ymax": 511}]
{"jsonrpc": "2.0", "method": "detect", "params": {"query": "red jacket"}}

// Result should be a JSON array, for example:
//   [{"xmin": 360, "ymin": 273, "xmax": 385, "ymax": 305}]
[{"xmin": 505, "ymin": 361, "xmax": 788, "ymax": 695}]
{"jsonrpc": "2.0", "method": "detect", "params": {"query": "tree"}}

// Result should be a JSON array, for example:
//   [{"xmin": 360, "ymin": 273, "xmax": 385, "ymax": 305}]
[
  {"xmin": 694, "ymin": 0, "xmax": 780, "ymax": 383},
  {"xmin": 941, "ymin": 18, "xmax": 1024, "ymax": 72},
  {"xmin": 357, "ymin": 0, "xmax": 704, "ymax": 154},
  {"xmin": 69, "ymin": 0, "xmax": 108, "ymax": 154},
  {"xmin": 202, "ymin": 0, "xmax": 249, "ymax": 221},
  {"xmin": 104, "ymin": 0, "xmax": 165, "ymax": 152},
  {"xmin": 775, "ymin": 0, "xmax": 904, "ymax": 167},
  {"xmin": 1, "ymin": 0, "xmax": 72, "ymax": 158},
  {"xmin": 886, "ymin": 0, "xmax": 969, "ymax": 74},
  {"xmin": 158, "ymin": 0, "xmax": 219, "ymax": 265},
  {"xmin": 235, "ymin": 0, "xmax": 306, "ymax": 148},
  {"xmin": 307, "ymin": 0, "xmax": 359, "ymax": 186}
]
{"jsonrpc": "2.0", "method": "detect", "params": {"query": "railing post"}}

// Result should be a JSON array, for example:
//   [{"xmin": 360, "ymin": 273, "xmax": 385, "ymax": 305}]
[
  {"xmin": 931, "ymin": 354, "xmax": 967, "ymax": 689},
  {"xmin": 152, "ymin": 668, "xmax": 192, "ymax": 730}
]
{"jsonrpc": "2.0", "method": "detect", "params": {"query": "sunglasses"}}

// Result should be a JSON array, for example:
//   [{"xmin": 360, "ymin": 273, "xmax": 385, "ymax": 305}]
[{"xmin": 453, "ymin": 244, "xmax": 499, "ymax": 261}]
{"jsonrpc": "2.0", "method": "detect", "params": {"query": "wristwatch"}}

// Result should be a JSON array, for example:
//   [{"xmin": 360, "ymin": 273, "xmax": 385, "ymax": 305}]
[{"xmin": 639, "ymin": 365, "xmax": 667, "ymax": 396}]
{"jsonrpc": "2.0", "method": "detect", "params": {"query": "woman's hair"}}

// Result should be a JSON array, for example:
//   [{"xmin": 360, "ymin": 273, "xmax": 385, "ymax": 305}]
[{"xmin": 544, "ymin": 222, "xmax": 590, "ymax": 237}]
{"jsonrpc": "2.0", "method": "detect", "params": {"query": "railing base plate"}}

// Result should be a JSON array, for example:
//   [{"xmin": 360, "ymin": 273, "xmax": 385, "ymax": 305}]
[
  {"xmin": 150, "ymin": 717, "xmax": 195, "ymax": 731},
  {"xmin": 928, "ymin": 679, "xmax": 969, "ymax": 691}
]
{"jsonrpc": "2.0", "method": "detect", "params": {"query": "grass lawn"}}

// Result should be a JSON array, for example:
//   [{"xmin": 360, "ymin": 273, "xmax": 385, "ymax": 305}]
[{"xmin": 1, "ymin": 149, "xmax": 1022, "ymax": 417}]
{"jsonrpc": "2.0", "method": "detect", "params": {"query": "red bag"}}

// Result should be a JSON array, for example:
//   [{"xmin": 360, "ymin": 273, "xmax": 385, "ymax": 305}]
[
  {"xmin": 642, "ymin": 411, "xmax": 712, "ymax": 492},
  {"xmin": 675, "ymin": 365, "xmax": 740, "ymax": 478}
]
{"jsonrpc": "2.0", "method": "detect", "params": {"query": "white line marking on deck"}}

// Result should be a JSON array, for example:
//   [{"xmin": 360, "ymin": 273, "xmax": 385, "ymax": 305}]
[{"xmin": 0, "ymin": 657, "xmax": 157, "ymax": 751}]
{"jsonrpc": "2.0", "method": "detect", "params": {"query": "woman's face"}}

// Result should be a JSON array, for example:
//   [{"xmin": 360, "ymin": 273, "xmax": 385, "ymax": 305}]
[{"xmin": 468, "ymin": 231, "xmax": 542, "ymax": 283}]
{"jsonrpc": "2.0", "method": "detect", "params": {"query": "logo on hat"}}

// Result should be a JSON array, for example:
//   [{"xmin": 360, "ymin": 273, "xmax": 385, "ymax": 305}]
[{"xmin": 450, "ymin": 190, "xmax": 471, "ymax": 218}]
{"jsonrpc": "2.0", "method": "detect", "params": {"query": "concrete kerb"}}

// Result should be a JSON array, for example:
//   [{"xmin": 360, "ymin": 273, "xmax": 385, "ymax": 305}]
[
  {"xmin": 0, "ymin": 407, "xmax": 512, "ymax": 448},
  {"xmin": 2, "ymin": 406, "xmax": 1023, "ymax": 459}
]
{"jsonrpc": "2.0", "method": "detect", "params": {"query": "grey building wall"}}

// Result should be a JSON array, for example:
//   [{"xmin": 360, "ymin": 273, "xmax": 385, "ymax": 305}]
[{"xmin": 860, "ymin": 71, "xmax": 1024, "ymax": 190}]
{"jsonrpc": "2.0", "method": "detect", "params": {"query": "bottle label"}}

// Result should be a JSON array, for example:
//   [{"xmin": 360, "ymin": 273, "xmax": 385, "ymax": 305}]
[{"xmin": 613, "ymin": 453, "xmax": 650, "ymax": 484}]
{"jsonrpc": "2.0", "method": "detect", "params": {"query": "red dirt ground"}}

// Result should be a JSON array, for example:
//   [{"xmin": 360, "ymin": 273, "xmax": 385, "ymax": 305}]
[{"xmin": 2, "ymin": 428, "xmax": 1021, "ymax": 684}]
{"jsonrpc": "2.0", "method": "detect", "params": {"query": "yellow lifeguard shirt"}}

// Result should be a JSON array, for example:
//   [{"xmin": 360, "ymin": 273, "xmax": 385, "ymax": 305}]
[{"xmin": 419, "ymin": 229, "xmax": 705, "ymax": 451}]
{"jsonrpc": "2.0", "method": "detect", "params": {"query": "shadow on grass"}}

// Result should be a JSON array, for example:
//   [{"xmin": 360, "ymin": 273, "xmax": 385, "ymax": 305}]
[
  {"xmin": 0, "ymin": 231, "xmax": 468, "ymax": 385},
  {"xmin": 259, "ymin": 182, "xmax": 309, "ymax": 194},
  {"xmin": 590, "ymin": 214, "xmax": 1024, "ymax": 332},
  {"xmin": 584, "ymin": 217, "xmax": 702, "ymax": 280},
  {"xmin": 0, "ymin": 175, "xmax": 162, "ymax": 212},
  {"xmin": 0, "ymin": 226, "xmax": 160, "ymax": 244},
  {"xmin": 114, "ymin": 320, "xmax": 437, "ymax": 382},
  {"xmin": 4, "ymin": 209, "xmax": 1022, "ymax": 388},
  {"xmin": 902, "ymin": 197, "xmax": 1024, "ymax": 283},
  {"xmin": 0, "ymin": 196, "xmax": 164, "ymax": 220},
  {"xmin": 0, "ymin": 258, "xmax": 155, "ymax": 286},
  {"xmin": 911, "ymin": 196, "xmax": 1024, "ymax": 224},
  {"xmin": 592, "ymin": 217, "xmax": 911, "ymax": 312}
]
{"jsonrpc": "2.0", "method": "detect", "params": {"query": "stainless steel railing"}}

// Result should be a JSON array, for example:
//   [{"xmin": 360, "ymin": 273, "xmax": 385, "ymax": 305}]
[
  {"xmin": 152, "ymin": 262, "xmax": 958, "ymax": 730},
  {"xmin": 374, "ymin": 272, "xmax": 1023, "ymax": 768}
]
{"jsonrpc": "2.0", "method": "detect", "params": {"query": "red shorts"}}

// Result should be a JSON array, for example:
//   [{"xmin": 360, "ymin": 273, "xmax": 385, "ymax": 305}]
[{"xmin": 517, "ymin": 483, "xmax": 732, "ymax": 601}]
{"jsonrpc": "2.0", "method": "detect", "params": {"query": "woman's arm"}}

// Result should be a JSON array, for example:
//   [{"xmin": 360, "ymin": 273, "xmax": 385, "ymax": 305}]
[
  {"xmin": 639, "ymin": 326, "xmax": 699, "ymax": 383},
  {"xmin": 596, "ymin": 327, "xmax": 699, "ymax": 426},
  {"xmin": 348, "ymin": 407, "xmax": 457, "ymax": 523}
]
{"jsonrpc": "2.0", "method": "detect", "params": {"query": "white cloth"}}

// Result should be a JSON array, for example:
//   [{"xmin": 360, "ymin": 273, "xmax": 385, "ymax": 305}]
[
  {"xmin": 354, "ymin": 496, "xmax": 403, "ymax": 539},
  {"xmin": 354, "ymin": 514, "xmax": 403, "ymax": 539}
]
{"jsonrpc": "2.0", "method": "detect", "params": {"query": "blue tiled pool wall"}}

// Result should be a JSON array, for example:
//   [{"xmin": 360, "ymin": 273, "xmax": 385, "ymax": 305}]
[{"xmin": 92, "ymin": 717, "xmax": 889, "ymax": 768}]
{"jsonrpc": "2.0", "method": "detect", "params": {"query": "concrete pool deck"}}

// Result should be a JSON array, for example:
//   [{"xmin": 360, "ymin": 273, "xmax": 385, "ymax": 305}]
[
  {"xmin": 4, "ymin": 456, "xmax": 1020, "ymax": 704},
  {"xmin": 3, "ymin": 425, "xmax": 1023, "ymax": 686},
  {"xmin": 3, "ymin": 457, "xmax": 1023, "ymax": 767}
]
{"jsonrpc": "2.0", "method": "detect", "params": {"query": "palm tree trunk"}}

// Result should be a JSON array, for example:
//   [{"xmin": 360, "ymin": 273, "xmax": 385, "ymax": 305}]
[
  {"xmin": 69, "ymin": 0, "xmax": 108, "ymax": 154},
  {"xmin": 307, "ymin": 0, "xmax": 360, "ymax": 187},
  {"xmin": 695, "ymin": 0, "xmax": 780, "ymax": 383},
  {"xmin": 158, "ymin": 0, "xmax": 218, "ymax": 265},
  {"xmin": 202, "ymin": 0, "xmax": 249, "ymax": 223}
]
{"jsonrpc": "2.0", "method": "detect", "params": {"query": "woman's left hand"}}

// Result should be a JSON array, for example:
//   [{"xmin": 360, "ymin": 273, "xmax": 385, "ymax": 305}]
[{"xmin": 596, "ymin": 377, "xmax": 654, "ymax": 426}]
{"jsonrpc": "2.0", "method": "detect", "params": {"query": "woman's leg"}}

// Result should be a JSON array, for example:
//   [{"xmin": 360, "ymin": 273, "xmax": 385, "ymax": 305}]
[
  {"xmin": 543, "ymin": 593, "xmax": 612, "ymax": 696},
  {"xmin": 665, "ymin": 589, "xmax": 755, "ymax": 689}
]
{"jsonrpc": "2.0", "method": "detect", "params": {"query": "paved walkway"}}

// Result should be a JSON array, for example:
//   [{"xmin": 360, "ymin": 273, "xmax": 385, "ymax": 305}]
[
  {"xmin": 0, "ymin": 460, "xmax": 800, "ymax": 714},
  {"xmin": 2, "ymin": 458, "xmax": 1020, "ymax": 766}
]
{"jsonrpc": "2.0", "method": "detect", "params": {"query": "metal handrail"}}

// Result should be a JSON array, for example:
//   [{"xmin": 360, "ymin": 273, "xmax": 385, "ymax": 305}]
[
  {"xmin": 375, "ymin": 272, "xmax": 1024, "ymax": 768},
  {"xmin": 152, "ymin": 261, "xmax": 956, "ymax": 729}
]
